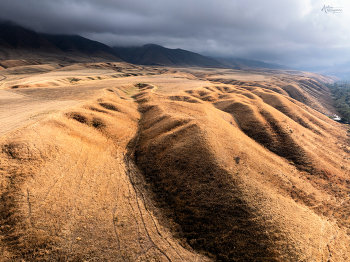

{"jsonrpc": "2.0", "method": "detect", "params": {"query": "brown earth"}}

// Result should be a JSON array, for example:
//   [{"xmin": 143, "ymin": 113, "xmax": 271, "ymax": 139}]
[{"xmin": 1, "ymin": 60, "xmax": 350, "ymax": 261}]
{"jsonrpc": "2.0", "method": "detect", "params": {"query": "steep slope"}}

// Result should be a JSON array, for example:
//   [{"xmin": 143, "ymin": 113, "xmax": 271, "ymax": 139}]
[
  {"xmin": 0, "ymin": 21, "xmax": 60, "ymax": 51},
  {"xmin": 0, "ymin": 21, "xmax": 64, "ymax": 60},
  {"xmin": 0, "ymin": 21, "xmax": 123, "ymax": 62},
  {"xmin": 133, "ymin": 84, "xmax": 350, "ymax": 261},
  {"xmin": 114, "ymin": 44, "xmax": 225, "ymax": 68},
  {"xmin": 40, "ymin": 34, "xmax": 123, "ymax": 61}
]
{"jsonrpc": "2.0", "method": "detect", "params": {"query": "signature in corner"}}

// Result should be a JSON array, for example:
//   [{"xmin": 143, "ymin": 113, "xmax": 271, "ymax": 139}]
[{"xmin": 321, "ymin": 5, "xmax": 343, "ymax": 13}]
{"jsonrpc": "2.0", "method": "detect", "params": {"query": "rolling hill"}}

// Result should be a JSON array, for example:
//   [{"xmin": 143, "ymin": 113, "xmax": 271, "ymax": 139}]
[
  {"xmin": 1, "ymin": 66, "xmax": 350, "ymax": 260},
  {"xmin": 1, "ymin": 59, "xmax": 350, "ymax": 261}
]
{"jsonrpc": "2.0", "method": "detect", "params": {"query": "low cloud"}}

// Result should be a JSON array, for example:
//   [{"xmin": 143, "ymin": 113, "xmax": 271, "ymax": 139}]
[{"xmin": 1, "ymin": 0, "xmax": 350, "ymax": 69}]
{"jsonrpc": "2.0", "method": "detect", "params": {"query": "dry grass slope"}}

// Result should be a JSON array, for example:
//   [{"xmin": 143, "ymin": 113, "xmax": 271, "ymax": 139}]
[
  {"xmin": 134, "ymin": 85, "xmax": 350, "ymax": 261},
  {"xmin": 0, "ymin": 90, "xmax": 209, "ymax": 261},
  {"xmin": 1, "ymin": 60, "xmax": 350, "ymax": 261}
]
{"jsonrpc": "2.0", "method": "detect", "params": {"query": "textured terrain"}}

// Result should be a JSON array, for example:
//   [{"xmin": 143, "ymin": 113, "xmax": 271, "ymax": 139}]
[{"xmin": 1, "ymin": 60, "xmax": 350, "ymax": 261}]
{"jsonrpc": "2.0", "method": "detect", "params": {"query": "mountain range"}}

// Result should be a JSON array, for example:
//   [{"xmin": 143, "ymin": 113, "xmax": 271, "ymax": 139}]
[
  {"xmin": 114, "ymin": 44, "xmax": 225, "ymax": 68},
  {"xmin": 0, "ymin": 21, "xmax": 123, "ymax": 62},
  {"xmin": 0, "ymin": 21, "xmax": 290, "ymax": 70}
]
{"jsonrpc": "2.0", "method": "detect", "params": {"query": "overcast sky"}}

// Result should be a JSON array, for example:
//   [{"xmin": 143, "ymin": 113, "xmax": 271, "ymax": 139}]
[{"xmin": 0, "ymin": 0, "xmax": 349, "ymax": 70}]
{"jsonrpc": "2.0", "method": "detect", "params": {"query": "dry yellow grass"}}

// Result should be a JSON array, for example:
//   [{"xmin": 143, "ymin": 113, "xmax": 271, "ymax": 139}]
[
  {"xmin": 0, "ymin": 90, "xmax": 210, "ymax": 261},
  {"xmin": 133, "ymin": 85, "xmax": 350, "ymax": 261},
  {"xmin": 1, "ymin": 60, "xmax": 350, "ymax": 261},
  {"xmin": 0, "ymin": 89, "xmax": 79, "ymax": 138},
  {"xmin": 0, "ymin": 62, "xmax": 215, "ymax": 137}
]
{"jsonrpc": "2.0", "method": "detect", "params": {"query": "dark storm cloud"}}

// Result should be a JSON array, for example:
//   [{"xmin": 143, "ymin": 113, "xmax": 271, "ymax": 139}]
[{"xmin": 1, "ymin": 0, "xmax": 350, "ymax": 69}]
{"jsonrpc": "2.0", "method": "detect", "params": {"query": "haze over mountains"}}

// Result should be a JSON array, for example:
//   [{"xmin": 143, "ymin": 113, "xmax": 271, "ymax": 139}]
[
  {"xmin": 215, "ymin": 57, "xmax": 291, "ymax": 70},
  {"xmin": 0, "ymin": 21, "xmax": 290, "ymax": 70}
]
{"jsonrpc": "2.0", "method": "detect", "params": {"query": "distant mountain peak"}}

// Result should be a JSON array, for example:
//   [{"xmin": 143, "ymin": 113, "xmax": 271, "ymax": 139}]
[
  {"xmin": 142, "ymin": 43, "xmax": 163, "ymax": 48},
  {"xmin": 0, "ymin": 21, "xmax": 291, "ymax": 70},
  {"xmin": 113, "ymin": 44, "xmax": 225, "ymax": 68}
]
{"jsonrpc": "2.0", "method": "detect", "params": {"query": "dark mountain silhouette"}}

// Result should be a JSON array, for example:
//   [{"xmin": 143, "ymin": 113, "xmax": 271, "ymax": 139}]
[
  {"xmin": 114, "ymin": 44, "xmax": 225, "ymax": 68},
  {"xmin": 0, "ymin": 21, "xmax": 291, "ymax": 70},
  {"xmin": 0, "ymin": 21, "xmax": 60, "ymax": 52},
  {"xmin": 0, "ymin": 21, "xmax": 123, "ymax": 61},
  {"xmin": 40, "ymin": 34, "xmax": 123, "ymax": 61}
]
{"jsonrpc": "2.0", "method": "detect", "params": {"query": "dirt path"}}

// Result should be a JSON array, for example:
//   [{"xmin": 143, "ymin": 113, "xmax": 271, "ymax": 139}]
[
  {"xmin": 0, "ymin": 90, "xmax": 211, "ymax": 261},
  {"xmin": 0, "ymin": 74, "xmax": 6, "ymax": 88}
]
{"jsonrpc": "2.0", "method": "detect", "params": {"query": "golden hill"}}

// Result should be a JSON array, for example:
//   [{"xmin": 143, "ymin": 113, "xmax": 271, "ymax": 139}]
[{"xmin": 1, "ymin": 61, "xmax": 350, "ymax": 261}]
